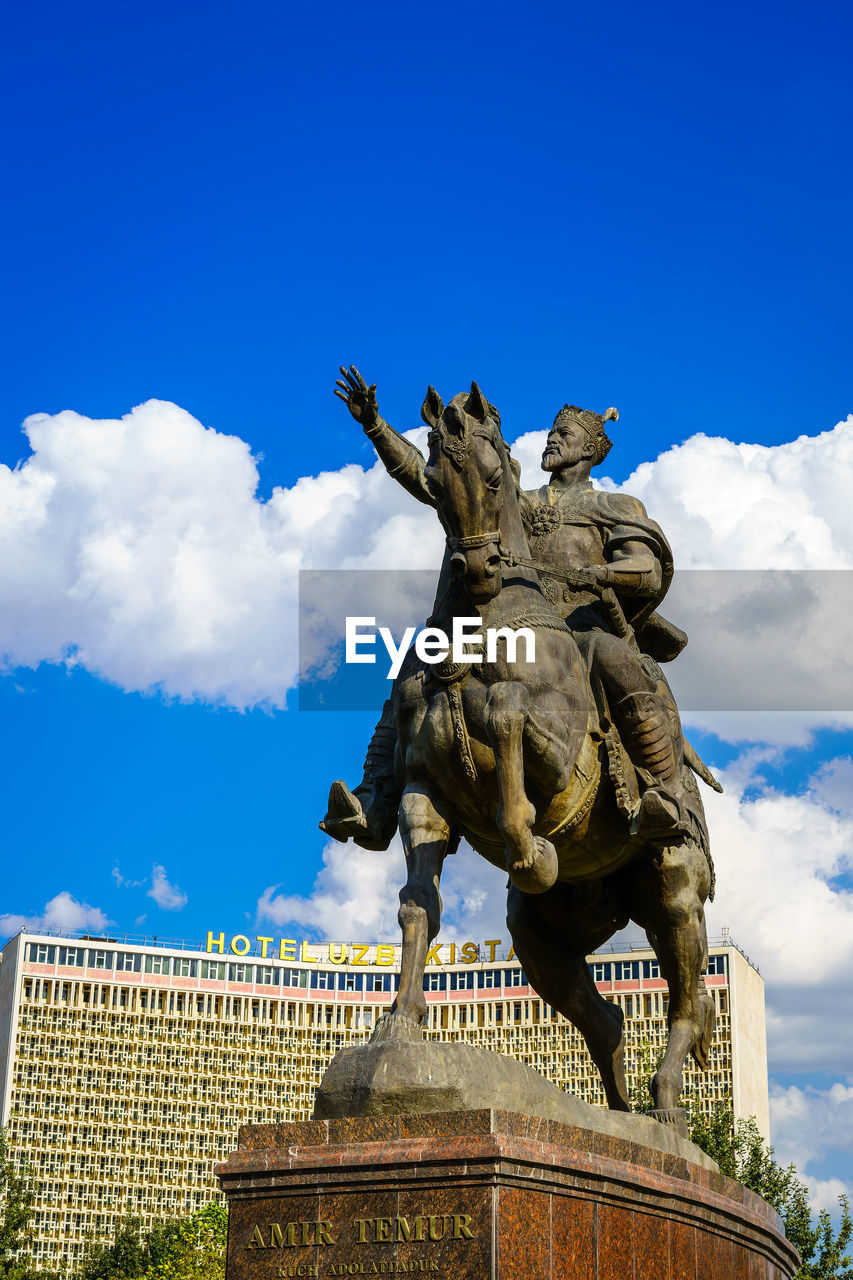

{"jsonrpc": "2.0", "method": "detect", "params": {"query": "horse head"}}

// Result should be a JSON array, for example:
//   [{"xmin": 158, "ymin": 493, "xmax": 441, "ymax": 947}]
[{"xmin": 422, "ymin": 381, "xmax": 518, "ymax": 604}]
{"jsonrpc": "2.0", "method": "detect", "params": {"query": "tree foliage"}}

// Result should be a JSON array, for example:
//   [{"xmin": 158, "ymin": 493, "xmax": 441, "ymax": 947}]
[
  {"xmin": 0, "ymin": 1129, "xmax": 36, "ymax": 1279},
  {"xmin": 689, "ymin": 1106, "xmax": 852, "ymax": 1280},
  {"xmin": 77, "ymin": 1205, "xmax": 227, "ymax": 1280},
  {"xmin": 630, "ymin": 1042, "xmax": 852, "ymax": 1279}
]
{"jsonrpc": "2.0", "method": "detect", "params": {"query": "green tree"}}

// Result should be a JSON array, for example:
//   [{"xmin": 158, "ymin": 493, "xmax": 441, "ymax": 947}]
[
  {"xmin": 629, "ymin": 1044, "xmax": 852, "ymax": 1279},
  {"xmin": 689, "ymin": 1106, "xmax": 852, "ymax": 1280},
  {"xmin": 77, "ymin": 1206, "xmax": 226, "ymax": 1280},
  {"xmin": 0, "ymin": 1128, "xmax": 36, "ymax": 1279},
  {"xmin": 142, "ymin": 1204, "xmax": 227, "ymax": 1280}
]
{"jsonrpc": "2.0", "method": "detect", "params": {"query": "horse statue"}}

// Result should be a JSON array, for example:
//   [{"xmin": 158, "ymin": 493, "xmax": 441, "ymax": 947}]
[{"xmin": 330, "ymin": 380, "xmax": 717, "ymax": 1133}]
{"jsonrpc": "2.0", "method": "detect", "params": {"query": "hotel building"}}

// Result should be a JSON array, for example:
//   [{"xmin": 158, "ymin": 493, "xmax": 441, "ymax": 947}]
[{"xmin": 0, "ymin": 929, "xmax": 768, "ymax": 1269}]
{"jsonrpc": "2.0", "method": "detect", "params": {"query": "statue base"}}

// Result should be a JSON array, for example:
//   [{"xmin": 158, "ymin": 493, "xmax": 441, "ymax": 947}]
[{"xmin": 216, "ymin": 1107, "xmax": 799, "ymax": 1279}]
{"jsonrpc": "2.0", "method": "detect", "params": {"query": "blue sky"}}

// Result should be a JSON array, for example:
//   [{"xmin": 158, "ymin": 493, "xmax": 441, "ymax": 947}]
[{"xmin": 2, "ymin": 0, "xmax": 852, "ymax": 1212}]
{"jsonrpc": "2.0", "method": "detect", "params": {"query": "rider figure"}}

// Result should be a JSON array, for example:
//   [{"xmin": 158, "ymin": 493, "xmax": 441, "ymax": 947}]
[{"xmin": 321, "ymin": 368, "xmax": 694, "ymax": 852}]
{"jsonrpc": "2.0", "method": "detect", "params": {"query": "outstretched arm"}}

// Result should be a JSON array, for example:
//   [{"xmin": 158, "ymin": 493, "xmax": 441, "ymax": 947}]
[{"xmin": 335, "ymin": 365, "xmax": 435, "ymax": 507}]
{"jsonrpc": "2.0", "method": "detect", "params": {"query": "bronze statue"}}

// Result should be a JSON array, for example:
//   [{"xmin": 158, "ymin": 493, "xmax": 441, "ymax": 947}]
[{"xmin": 321, "ymin": 367, "xmax": 721, "ymax": 1133}]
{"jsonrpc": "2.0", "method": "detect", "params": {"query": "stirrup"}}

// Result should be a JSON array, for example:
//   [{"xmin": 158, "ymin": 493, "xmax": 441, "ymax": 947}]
[
  {"xmin": 319, "ymin": 781, "xmax": 369, "ymax": 843},
  {"xmin": 631, "ymin": 788, "xmax": 691, "ymax": 845},
  {"xmin": 319, "ymin": 781, "xmax": 396, "ymax": 851}
]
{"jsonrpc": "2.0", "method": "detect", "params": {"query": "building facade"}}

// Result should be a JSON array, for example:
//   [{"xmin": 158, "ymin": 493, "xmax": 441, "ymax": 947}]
[{"xmin": 0, "ymin": 929, "xmax": 768, "ymax": 1269}]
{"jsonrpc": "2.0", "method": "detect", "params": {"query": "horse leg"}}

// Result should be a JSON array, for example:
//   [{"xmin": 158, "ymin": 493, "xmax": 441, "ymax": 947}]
[
  {"xmin": 373, "ymin": 783, "xmax": 452, "ymax": 1040},
  {"xmin": 507, "ymin": 882, "xmax": 630, "ymax": 1111},
  {"xmin": 628, "ymin": 843, "xmax": 715, "ymax": 1132},
  {"xmin": 484, "ymin": 681, "xmax": 566, "ymax": 894}
]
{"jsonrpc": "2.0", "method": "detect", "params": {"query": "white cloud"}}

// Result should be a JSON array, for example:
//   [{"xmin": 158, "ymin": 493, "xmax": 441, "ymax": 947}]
[
  {"xmin": 698, "ymin": 754, "xmax": 853, "ymax": 1075},
  {"xmin": 147, "ymin": 864, "xmax": 188, "ymax": 911},
  {"xmin": 257, "ymin": 840, "xmax": 405, "ymax": 940},
  {"xmin": 2, "ymin": 402, "xmax": 852, "ymax": 715},
  {"xmin": 770, "ymin": 1080, "xmax": 853, "ymax": 1212},
  {"xmin": 0, "ymin": 891, "xmax": 111, "ymax": 937},
  {"xmin": 0, "ymin": 402, "xmax": 443, "ymax": 707}
]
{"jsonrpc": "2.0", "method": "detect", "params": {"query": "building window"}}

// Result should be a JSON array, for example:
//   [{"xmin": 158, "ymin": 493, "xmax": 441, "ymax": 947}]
[
  {"xmin": 57, "ymin": 947, "xmax": 82, "ymax": 967},
  {"xmin": 341, "ymin": 973, "xmax": 362, "ymax": 992},
  {"xmin": 116, "ymin": 952, "xmax": 141, "ymax": 972},
  {"xmin": 281, "ymin": 969, "xmax": 308, "ymax": 988},
  {"xmin": 425, "ymin": 972, "xmax": 446, "ymax": 991},
  {"xmin": 29, "ymin": 945, "xmax": 56, "ymax": 965},
  {"xmin": 173, "ymin": 958, "xmax": 198, "ymax": 978},
  {"xmin": 592, "ymin": 963, "xmax": 612, "ymax": 983},
  {"xmin": 201, "ymin": 961, "xmax": 225, "ymax": 981},
  {"xmin": 616, "ymin": 961, "xmax": 639, "ymax": 981},
  {"xmin": 88, "ymin": 951, "xmax": 115, "ymax": 971},
  {"xmin": 228, "ymin": 964, "xmax": 251, "ymax": 983},
  {"xmin": 642, "ymin": 959, "xmax": 661, "ymax": 980},
  {"xmin": 144, "ymin": 955, "xmax": 171, "ymax": 976},
  {"xmin": 368, "ymin": 974, "xmax": 390, "ymax": 992},
  {"xmin": 449, "ymin": 971, "xmax": 475, "ymax": 991},
  {"xmin": 256, "ymin": 967, "xmax": 278, "ymax": 986}
]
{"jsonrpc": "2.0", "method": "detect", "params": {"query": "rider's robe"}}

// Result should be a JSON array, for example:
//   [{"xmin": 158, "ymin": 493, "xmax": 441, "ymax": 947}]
[{"xmin": 519, "ymin": 483, "xmax": 688, "ymax": 663}]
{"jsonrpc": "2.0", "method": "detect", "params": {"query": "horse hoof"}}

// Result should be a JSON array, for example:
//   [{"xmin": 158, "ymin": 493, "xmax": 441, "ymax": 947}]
[
  {"xmin": 506, "ymin": 838, "xmax": 558, "ymax": 895},
  {"xmin": 649, "ymin": 1107, "xmax": 689, "ymax": 1138}
]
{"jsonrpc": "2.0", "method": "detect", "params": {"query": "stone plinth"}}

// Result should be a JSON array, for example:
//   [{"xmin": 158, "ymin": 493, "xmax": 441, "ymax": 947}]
[{"xmin": 216, "ymin": 1109, "xmax": 799, "ymax": 1279}]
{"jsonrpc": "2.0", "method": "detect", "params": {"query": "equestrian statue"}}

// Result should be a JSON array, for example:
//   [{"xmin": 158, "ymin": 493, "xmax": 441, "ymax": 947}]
[{"xmin": 320, "ymin": 367, "xmax": 722, "ymax": 1132}]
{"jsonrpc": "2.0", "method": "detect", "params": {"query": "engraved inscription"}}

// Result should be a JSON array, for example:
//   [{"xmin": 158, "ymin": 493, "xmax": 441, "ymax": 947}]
[{"xmin": 246, "ymin": 1213, "xmax": 475, "ymax": 1254}]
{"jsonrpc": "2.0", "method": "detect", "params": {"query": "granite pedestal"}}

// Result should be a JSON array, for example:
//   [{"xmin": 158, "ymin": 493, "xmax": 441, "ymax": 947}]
[{"xmin": 216, "ymin": 1108, "xmax": 799, "ymax": 1279}]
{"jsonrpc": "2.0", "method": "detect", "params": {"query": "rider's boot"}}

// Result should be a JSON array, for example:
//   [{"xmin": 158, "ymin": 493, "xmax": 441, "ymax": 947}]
[
  {"xmin": 614, "ymin": 692, "xmax": 692, "ymax": 844},
  {"xmin": 319, "ymin": 701, "xmax": 400, "ymax": 851}
]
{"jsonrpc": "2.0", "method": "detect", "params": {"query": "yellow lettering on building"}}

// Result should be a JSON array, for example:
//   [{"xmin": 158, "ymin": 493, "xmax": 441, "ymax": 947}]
[
  {"xmin": 230, "ymin": 935, "xmax": 250, "ymax": 956},
  {"xmin": 257, "ymin": 936, "xmax": 273, "ymax": 958},
  {"xmin": 205, "ymin": 932, "xmax": 225, "ymax": 954},
  {"xmin": 424, "ymin": 945, "xmax": 442, "ymax": 966},
  {"xmin": 375, "ymin": 945, "xmax": 395, "ymax": 966},
  {"xmin": 279, "ymin": 939, "xmax": 297, "ymax": 961},
  {"xmin": 328, "ymin": 943, "xmax": 347, "ymax": 964},
  {"xmin": 484, "ymin": 940, "xmax": 501, "ymax": 962},
  {"xmin": 351, "ymin": 945, "xmax": 369, "ymax": 965},
  {"xmin": 507, "ymin": 944, "xmax": 516, "ymax": 961},
  {"xmin": 460, "ymin": 943, "xmax": 478, "ymax": 963},
  {"xmin": 300, "ymin": 941, "xmax": 318, "ymax": 963},
  {"xmin": 247, "ymin": 1225, "xmax": 268, "ymax": 1249}
]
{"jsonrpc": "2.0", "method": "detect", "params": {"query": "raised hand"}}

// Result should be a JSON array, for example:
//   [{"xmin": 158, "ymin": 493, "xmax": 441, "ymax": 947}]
[{"xmin": 334, "ymin": 365, "xmax": 379, "ymax": 430}]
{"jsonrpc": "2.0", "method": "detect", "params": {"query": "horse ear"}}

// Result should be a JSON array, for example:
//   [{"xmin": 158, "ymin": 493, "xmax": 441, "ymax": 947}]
[
  {"xmin": 420, "ymin": 386, "xmax": 444, "ymax": 428},
  {"xmin": 464, "ymin": 381, "xmax": 490, "ymax": 422}
]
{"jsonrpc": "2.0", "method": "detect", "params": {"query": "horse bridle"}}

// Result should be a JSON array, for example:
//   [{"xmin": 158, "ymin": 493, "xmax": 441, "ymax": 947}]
[{"xmin": 446, "ymin": 531, "xmax": 502, "ymax": 552}]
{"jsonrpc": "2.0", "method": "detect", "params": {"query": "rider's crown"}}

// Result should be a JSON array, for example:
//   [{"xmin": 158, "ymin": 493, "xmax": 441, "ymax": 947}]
[{"xmin": 552, "ymin": 404, "xmax": 619, "ymax": 465}]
